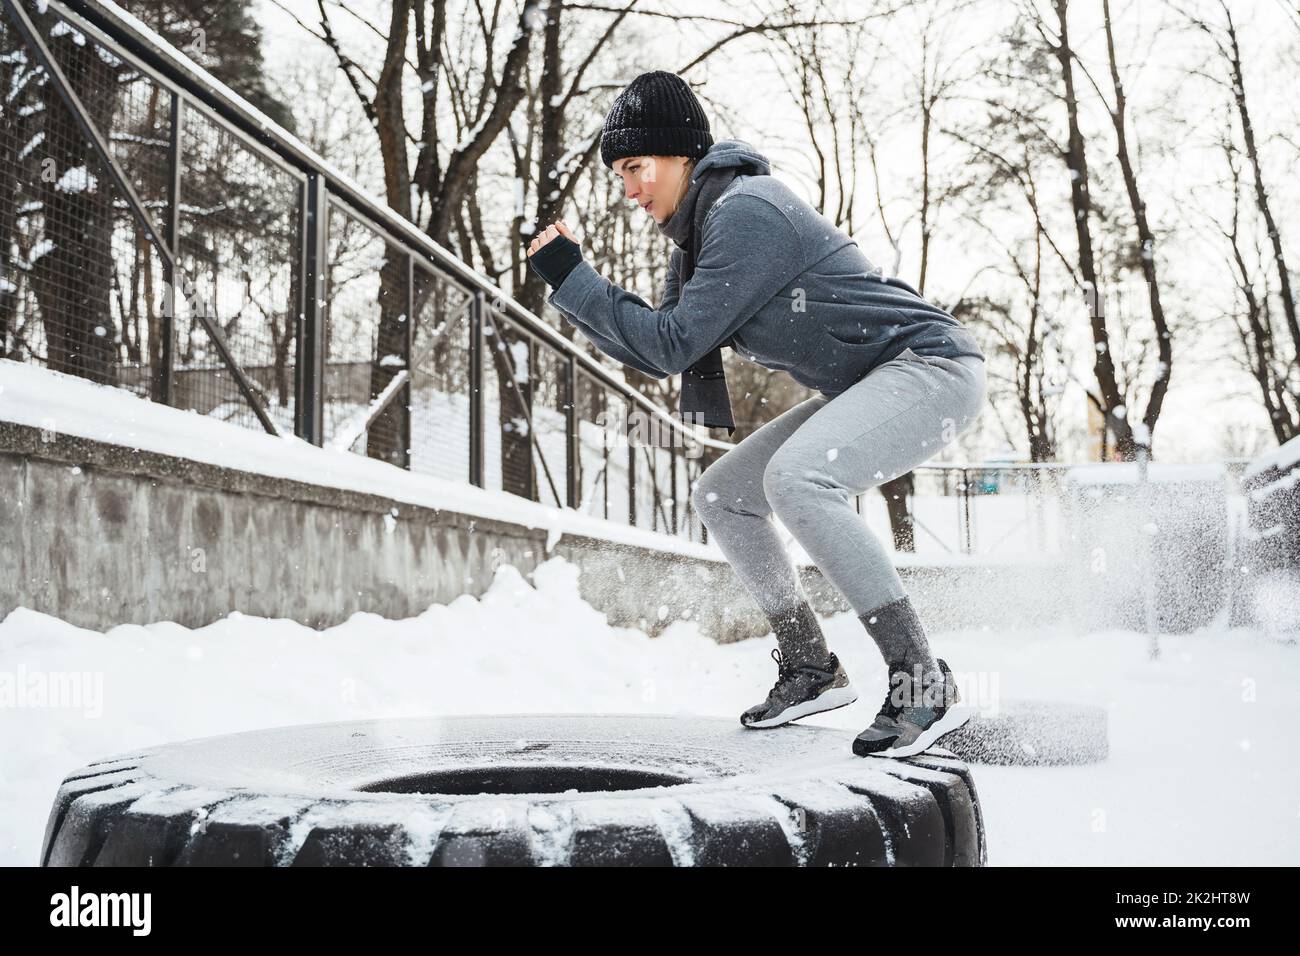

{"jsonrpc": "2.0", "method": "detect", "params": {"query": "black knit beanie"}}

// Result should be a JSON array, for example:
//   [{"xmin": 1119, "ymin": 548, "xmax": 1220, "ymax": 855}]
[{"xmin": 600, "ymin": 70, "xmax": 713, "ymax": 169}]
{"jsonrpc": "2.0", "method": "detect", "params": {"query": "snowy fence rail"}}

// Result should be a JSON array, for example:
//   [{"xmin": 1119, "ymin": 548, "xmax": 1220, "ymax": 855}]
[
  {"xmin": 906, "ymin": 463, "xmax": 1070, "ymax": 557},
  {"xmin": 0, "ymin": 0, "xmax": 722, "ymax": 545}
]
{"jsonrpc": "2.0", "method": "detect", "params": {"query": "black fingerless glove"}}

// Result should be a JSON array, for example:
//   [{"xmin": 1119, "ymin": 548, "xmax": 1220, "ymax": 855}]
[{"xmin": 527, "ymin": 233, "xmax": 585, "ymax": 290}]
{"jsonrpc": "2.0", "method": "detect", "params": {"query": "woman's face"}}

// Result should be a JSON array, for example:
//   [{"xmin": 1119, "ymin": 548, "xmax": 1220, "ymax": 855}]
[{"xmin": 613, "ymin": 155, "xmax": 691, "ymax": 223}]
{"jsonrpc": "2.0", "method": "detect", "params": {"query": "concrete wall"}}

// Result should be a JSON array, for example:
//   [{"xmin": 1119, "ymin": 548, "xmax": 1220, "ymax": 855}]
[{"xmin": 0, "ymin": 420, "xmax": 1071, "ymax": 641}]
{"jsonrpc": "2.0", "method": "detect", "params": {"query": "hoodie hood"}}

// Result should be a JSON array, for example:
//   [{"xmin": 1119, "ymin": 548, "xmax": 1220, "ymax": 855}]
[
  {"xmin": 689, "ymin": 138, "xmax": 771, "ymax": 180},
  {"xmin": 656, "ymin": 139, "xmax": 770, "ymax": 247}
]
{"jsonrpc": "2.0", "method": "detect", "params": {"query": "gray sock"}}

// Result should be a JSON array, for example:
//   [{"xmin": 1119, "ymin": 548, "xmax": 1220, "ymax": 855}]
[
  {"xmin": 859, "ymin": 595, "xmax": 940, "ymax": 683},
  {"xmin": 768, "ymin": 600, "xmax": 833, "ymax": 670}
]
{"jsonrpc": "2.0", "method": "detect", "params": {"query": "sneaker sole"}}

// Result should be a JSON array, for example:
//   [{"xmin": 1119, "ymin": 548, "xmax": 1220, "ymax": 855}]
[
  {"xmin": 857, "ymin": 703, "xmax": 976, "ymax": 758},
  {"xmin": 741, "ymin": 685, "xmax": 859, "ymax": 729}
]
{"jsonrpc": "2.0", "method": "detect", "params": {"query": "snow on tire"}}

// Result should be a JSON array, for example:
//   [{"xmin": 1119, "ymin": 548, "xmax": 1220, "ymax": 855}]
[{"xmin": 40, "ymin": 714, "xmax": 988, "ymax": 867}]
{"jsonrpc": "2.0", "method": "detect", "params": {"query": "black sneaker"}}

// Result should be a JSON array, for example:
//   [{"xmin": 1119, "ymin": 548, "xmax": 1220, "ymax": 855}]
[
  {"xmin": 740, "ymin": 648, "xmax": 858, "ymax": 729},
  {"xmin": 851, "ymin": 658, "xmax": 974, "ymax": 757}
]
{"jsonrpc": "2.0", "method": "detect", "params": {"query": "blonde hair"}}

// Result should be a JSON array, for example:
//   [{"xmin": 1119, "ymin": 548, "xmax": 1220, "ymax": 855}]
[{"xmin": 671, "ymin": 157, "xmax": 696, "ymax": 213}]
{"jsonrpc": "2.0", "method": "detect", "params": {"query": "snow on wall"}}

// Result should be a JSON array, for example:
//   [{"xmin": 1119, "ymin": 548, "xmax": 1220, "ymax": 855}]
[{"xmin": 0, "ymin": 359, "xmax": 723, "ymax": 564}]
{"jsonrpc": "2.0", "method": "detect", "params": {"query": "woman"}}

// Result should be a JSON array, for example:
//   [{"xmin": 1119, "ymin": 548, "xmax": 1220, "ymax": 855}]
[{"xmin": 526, "ymin": 70, "xmax": 986, "ymax": 758}]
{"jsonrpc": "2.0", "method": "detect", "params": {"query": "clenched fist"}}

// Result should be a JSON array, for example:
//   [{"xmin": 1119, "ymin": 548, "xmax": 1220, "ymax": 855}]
[
  {"xmin": 527, "ymin": 219, "xmax": 579, "ymax": 256},
  {"xmin": 526, "ymin": 219, "xmax": 586, "ymax": 291}
]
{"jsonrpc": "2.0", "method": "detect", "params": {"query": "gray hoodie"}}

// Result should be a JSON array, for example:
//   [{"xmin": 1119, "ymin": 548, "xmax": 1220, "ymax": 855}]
[{"xmin": 548, "ymin": 138, "xmax": 984, "ymax": 398}]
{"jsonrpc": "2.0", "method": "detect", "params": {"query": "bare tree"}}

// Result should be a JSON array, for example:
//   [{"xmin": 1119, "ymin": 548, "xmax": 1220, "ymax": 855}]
[
  {"xmin": 1043, "ymin": 0, "xmax": 1144, "ymax": 459},
  {"xmin": 957, "ymin": 0, "xmax": 1172, "ymax": 462},
  {"xmin": 941, "ymin": 16, "xmax": 1079, "ymax": 462},
  {"xmin": 1088, "ymin": 0, "xmax": 1175, "ymax": 455},
  {"xmin": 1191, "ymin": 105, "xmax": 1300, "ymax": 442},
  {"xmin": 1175, "ymin": 0, "xmax": 1300, "ymax": 442},
  {"xmin": 879, "ymin": 0, "xmax": 984, "ymax": 296}
]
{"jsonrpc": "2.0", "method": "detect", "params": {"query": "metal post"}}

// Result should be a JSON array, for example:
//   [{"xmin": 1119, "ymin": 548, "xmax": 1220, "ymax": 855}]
[
  {"xmin": 670, "ymin": 444, "xmax": 679, "ymax": 535},
  {"xmin": 401, "ymin": 254, "xmax": 414, "ymax": 470},
  {"xmin": 1135, "ymin": 431, "xmax": 1160, "ymax": 658},
  {"xmin": 962, "ymin": 467, "xmax": 973, "ymax": 554},
  {"xmin": 602, "ymin": 395, "xmax": 610, "ymax": 521},
  {"xmin": 159, "ymin": 90, "xmax": 181, "ymax": 406},
  {"xmin": 646, "ymin": 448, "xmax": 656, "ymax": 532},
  {"xmin": 565, "ymin": 356, "xmax": 578, "ymax": 509},
  {"xmin": 468, "ymin": 290, "xmax": 485, "ymax": 487},
  {"xmin": 627, "ymin": 400, "xmax": 637, "ymax": 526},
  {"xmin": 296, "ymin": 173, "xmax": 326, "ymax": 444}
]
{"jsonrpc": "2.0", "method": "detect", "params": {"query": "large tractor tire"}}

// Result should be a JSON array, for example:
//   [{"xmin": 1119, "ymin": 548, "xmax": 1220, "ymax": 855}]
[{"xmin": 41, "ymin": 714, "xmax": 988, "ymax": 866}]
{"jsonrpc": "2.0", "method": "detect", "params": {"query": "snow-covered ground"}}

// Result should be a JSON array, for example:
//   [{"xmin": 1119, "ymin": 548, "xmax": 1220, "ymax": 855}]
[{"xmin": 1, "ymin": 553, "xmax": 1294, "ymax": 867}]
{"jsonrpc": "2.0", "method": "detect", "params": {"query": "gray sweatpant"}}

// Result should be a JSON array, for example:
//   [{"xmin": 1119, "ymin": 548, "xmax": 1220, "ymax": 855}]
[{"xmin": 692, "ymin": 348, "xmax": 987, "ymax": 620}]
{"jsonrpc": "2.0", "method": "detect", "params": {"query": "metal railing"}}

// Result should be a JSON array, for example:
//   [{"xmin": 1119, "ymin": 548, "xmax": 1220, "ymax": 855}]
[
  {"xmin": 0, "ymin": 0, "xmax": 729, "ymax": 542},
  {"xmin": 857, "ymin": 463, "xmax": 1076, "ymax": 558}
]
